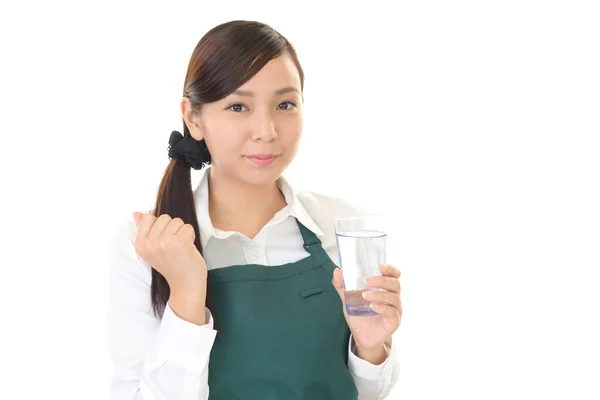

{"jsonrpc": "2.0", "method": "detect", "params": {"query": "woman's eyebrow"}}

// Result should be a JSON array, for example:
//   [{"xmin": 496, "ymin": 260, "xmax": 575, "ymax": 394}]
[{"xmin": 232, "ymin": 86, "xmax": 300, "ymax": 97}]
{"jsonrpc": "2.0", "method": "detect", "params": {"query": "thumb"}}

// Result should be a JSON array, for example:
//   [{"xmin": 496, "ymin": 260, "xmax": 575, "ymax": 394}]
[
  {"xmin": 332, "ymin": 268, "xmax": 346, "ymax": 305},
  {"xmin": 132, "ymin": 212, "xmax": 143, "ymax": 225}
]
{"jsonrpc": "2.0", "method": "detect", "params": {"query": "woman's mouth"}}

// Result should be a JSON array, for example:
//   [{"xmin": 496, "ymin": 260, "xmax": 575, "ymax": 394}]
[{"xmin": 245, "ymin": 154, "xmax": 279, "ymax": 166}]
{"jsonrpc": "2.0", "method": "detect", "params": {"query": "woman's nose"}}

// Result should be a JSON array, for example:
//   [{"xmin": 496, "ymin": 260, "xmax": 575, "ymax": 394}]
[{"xmin": 251, "ymin": 115, "xmax": 277, "ymax": 142}]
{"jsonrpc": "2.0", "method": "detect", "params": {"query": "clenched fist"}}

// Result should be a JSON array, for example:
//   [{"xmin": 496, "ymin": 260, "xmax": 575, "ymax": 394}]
[{"xmin": 133, "ymin": 211, "xmax": 208, "ymax": 295}]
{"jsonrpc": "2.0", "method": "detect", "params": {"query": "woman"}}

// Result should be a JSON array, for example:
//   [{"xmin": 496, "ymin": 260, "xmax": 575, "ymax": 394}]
[{"xmin": 108, "ymin": 20, "xmax": 402, "ymax": 399}]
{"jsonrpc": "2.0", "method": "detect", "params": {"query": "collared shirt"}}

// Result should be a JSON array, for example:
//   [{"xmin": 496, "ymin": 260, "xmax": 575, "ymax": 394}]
[{"xmin": 108, "ymin": 165, "xmax": 400, "ymax": 399}]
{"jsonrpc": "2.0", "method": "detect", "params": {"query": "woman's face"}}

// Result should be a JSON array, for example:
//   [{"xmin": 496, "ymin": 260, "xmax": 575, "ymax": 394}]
[{"xmin": 182, "ymin": 53, "xmax": 303, "ymax": 187}]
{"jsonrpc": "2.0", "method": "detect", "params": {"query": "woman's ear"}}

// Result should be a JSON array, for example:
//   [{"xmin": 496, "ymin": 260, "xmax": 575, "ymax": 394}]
[{"xmin": 181, "ymin": 97, "xmax": 204, "ymax": 141}]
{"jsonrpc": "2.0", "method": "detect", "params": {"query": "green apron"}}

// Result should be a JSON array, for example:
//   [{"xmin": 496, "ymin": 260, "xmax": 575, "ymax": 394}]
[{"xmin": 207, "ymin": 218, "xmax": 359, "ymax": 399}]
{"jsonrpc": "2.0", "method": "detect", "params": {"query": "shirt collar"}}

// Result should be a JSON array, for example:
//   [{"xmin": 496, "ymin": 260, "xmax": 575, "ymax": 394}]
[{"xmin": 193, "ymin": 165, "xmax": 325, "ymax": 250}]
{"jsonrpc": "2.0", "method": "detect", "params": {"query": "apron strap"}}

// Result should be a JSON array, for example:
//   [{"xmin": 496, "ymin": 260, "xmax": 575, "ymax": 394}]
[{"xmin": 295, "ymin": 218, "xmax": 331, "ymax": 265}]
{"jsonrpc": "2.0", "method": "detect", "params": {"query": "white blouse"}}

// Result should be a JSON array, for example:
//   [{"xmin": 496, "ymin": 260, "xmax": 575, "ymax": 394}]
[{"xmin": 108, "ymin": 165, "xmax": 400, "ymax": 399}]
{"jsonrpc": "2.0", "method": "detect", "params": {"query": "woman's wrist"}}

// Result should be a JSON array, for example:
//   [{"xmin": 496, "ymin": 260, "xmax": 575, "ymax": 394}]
[
  {"xmin": 355, "ymin": 342, "xmax": 389, "ymax": 365},
  {"xmin": 168, "ymin": 286, "xmax": 207, "ymax": 326}
]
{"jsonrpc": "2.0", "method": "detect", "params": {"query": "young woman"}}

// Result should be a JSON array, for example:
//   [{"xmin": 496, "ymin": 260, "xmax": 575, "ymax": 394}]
[{"xmin": 108, "ymin": 20, "xmax": 402, "ymax": 400}]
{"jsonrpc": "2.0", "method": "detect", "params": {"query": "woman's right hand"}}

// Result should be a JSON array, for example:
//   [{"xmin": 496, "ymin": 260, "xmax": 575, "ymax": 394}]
[{"xmin": 132, "ymin": 211, "xmax": 208, "ymax": 295}]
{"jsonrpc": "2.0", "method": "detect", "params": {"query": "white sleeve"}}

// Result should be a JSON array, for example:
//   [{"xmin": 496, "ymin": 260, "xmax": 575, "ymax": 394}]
[
  {"xmin": 347, "ymin": 334, "xmax": 400, "ymax": 400},
  {"xmin": 108, "ymin": 221, "xmax": 217, "ymax": 400}
]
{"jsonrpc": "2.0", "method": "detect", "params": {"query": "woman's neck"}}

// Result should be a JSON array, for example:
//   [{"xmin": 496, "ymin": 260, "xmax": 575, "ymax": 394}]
[{"xmin": 207, "ymin": 168, "xmax": 287, "ymax": 239}]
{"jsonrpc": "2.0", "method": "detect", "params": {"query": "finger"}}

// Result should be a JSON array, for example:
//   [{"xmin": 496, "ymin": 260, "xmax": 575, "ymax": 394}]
[
  {"xmin": 364, "ymin": 275, "xmax": 400, "ymax": 293},
  {"xmin": 331, "ymin": 268, "xmax": 346, "ymax": 304},
  {"xmin": 362, "ymin": 290, "xmax": 401, "ymax": 310},
  {"xmin": 133, "ymin": 212, "xmax": 143, "ymax": 225},
  {"xmin": 380, "ymin": 263, "xmax": 401, "ymax": 279},
  {"xmin": 370, "ymin": 302, "xmax": 402, "ymax": 319},
  {"xmin": 332, "ymin": 267, "xmax": 345, "ymax": 290},
  {"xmin": 135, "ymin": 213, "xmax": 156, "ymax": 239},
  {"xmin": 163, "ymin": 217, "xmax": 185, "ymax": 236},
  {"xmin": 149, "ymin": 214, "xmax": 172, "ymax": 237},
  {"xmin": 176, "ymin": 223, "xmax": 196, "ymax": 243},
  {"xmin": 332, "ymin": 269, "xmax": 351, "ymax": 318}
]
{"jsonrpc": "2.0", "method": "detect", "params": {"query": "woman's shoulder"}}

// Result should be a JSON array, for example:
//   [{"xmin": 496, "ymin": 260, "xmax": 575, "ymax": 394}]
[
  {"xmin": 294, "ymin": 190, "xmax": 364, "ymax": 265},
  {"xmin": 295, "ymin": 189, "xmax": 364, "ymax": 243},
  {"xmin": 296, "ymin": 190, "xmax": 364, "ymax": 217}
]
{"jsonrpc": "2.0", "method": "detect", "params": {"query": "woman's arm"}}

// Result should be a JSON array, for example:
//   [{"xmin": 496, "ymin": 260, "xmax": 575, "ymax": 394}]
[
  {"xmin": 108, "ymin": 221, "xmax": 217, "ymax": 400},
  {"xmin": 316, "ymin": 198, "xmax": 401, "ymax": 399},
  {"xmin": 347, "ymin": 334, "xmax": 400, "ymax": 399}
]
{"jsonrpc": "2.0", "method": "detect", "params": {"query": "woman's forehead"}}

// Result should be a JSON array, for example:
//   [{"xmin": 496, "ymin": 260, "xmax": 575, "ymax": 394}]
[{"xmin": 233, "ymin": 56, "xmax": 301, "ymax": 95}]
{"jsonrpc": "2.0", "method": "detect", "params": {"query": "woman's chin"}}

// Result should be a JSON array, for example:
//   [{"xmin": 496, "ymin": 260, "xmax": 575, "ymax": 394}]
[{"xmin": 239, "ymin": 157, "xmax": 289, "ymax": 184}]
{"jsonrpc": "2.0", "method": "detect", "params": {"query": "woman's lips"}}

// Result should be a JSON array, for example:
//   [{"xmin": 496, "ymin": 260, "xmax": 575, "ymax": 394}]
[{"xmin": 245, "ymin": 154, "xmax": 279, "ymax": 166}]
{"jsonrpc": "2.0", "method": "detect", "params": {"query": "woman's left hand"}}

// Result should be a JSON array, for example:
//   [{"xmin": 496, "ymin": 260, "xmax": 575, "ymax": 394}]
[{"xmin": 332, "ymin": 263, "xmax": 402, "ymax": 357}]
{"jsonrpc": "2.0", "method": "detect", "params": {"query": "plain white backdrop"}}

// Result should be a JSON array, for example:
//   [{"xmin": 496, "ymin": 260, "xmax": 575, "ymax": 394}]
[{"xmin": 1, "ymin": 0, "xmax": 599, "ymax": 399}]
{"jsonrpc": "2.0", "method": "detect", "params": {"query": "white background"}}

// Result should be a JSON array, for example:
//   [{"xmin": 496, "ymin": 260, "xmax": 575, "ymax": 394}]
[{"xmin": 1, "ymin": 1, "xmax": 599, "ymax": 399}]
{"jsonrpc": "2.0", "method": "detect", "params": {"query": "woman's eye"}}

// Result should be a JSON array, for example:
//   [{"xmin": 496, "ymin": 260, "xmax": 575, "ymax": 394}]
[
  {"xmin": 278, "ymin": 101, "xmax": 297, "ymax": 111},
  {"xmin": 227, "ymin": 104, "xmax": 247, "ymax": 112},
  {"xmin": 227, "ymin": 102, "xmax": 296, "ymax": 112}
]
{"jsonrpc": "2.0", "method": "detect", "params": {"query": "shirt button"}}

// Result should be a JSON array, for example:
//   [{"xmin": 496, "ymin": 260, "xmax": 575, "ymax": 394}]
[{"xmin": 247, "ymin": 245, "xmax": 260, "ymax": 261}]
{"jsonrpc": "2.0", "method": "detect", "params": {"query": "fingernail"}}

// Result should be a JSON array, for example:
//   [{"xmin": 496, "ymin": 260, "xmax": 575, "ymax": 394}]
[
  {"xmin": 362, "ymin": 291, "xmax": 370, "ymax": 300},
  {"xmin": 364, "ymin": 277, "xmax": 374, "ymax": 285}
]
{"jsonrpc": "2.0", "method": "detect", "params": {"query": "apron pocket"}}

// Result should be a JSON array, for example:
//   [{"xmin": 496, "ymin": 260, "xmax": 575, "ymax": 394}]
[{"xmin": 299, "ymin": 287, "xmax": 324, "ymax": 298}]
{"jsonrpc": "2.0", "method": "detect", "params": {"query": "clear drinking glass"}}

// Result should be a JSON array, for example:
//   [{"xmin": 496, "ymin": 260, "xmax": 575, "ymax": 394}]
[{"xmin": 334, "ymin": 214, "xmax": 386, "ymax": 316}]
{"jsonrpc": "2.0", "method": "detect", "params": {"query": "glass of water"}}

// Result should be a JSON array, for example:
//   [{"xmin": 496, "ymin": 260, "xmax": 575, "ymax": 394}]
[{"xmin": 334, "ymin": 214, "xmax": 386, "ymax": 317}]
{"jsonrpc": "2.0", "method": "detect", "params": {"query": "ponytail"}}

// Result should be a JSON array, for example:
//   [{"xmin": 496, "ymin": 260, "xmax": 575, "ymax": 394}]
[{"xmin": 150, "ymin": 122, "xmax": 215, "ymax": 325}]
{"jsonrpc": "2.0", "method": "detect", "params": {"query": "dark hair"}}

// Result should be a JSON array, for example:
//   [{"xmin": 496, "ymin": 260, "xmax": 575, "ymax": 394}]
[{"xmin": 149, "ymin": 20, "xmax": 305, "ymax": 324}]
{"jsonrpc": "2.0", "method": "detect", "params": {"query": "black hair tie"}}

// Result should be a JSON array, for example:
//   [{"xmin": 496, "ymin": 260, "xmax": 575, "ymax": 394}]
[{"xmin": 167, "ymin": 130, "xmax": 211, "ymax": 170}]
